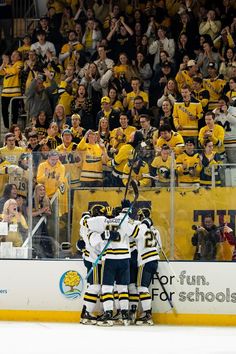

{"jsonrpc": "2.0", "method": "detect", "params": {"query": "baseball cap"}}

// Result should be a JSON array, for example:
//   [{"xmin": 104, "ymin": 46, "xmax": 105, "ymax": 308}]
[
  {"xmin": 101, "ymin": 96, "xmax": 110, "ymax": 104},
  {"xmin": 62, "ymin": 128, "xmax": 72, "ymax": 136},
  {"xmin": 187, "ymin": 60, "xmax": 196, "ymax": 67}
]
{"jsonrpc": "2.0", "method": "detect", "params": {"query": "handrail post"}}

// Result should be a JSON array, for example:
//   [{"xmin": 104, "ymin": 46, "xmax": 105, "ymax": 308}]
[
  {"xmin": 27, "ymin": 154, "xmax": 33, "ymax": 258},
  {"xmin": 170, "ymin": 150, "xmax": 175, "ymax": 260},
  {"xmin": 67, "ymin": 172, "xmax": 71, "ymax": 244}
]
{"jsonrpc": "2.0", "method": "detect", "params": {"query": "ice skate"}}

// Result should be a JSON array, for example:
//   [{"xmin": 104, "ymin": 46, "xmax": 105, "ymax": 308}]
[
  {"xmin": 112, "ymin": 310, "xmax": 123, "ymax": 325},
  {"xmin": 96, "ymin": 310, "xmax": 113, "ymax": 327},
  {"xmin": 129, "ymin": 305, "xmax": 137, "ymax": 325},
  {"xmin": 136, "ymin": 310, "xmax": 154, "ymax": 326},
  {"xmin": 80, "ymin": 310, "xmax": 97, "ymax": 325},
  {"xmin": 121, "ymin": 310, "xmax": 130, "ymax": 326}
]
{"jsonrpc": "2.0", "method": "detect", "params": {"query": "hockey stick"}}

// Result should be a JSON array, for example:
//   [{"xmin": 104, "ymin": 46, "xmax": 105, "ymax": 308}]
[
  {"xmin": 156, "ymin": 238, "xmax": 179, "ymax": 282},
  {"xmin": 124, "ymin": 143, "xmax": 141, "ymax": 202},
  {"xmin": 155, "ymin": 272, "xmax": 177, "ymax": 314},
  {"xmin": 86, "ymin": 180, "xmax": 139, "ymax": 280}
]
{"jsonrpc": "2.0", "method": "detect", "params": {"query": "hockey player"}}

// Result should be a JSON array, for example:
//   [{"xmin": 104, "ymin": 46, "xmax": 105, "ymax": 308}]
[
  {"xmin": 112, "ymin": 200, "xmax": 140, "ymax": 325},
  {"xmin": 127, "ymin": 205, "xmax": 141, "ymax": 325},
  {"xmin": 86, "ymin": 202, "xmax": 136, "ymax": 326},
  {"xmin": 77, "ymin": 205, "xmax": 107, "ymax": 325},
  {"xmin": 132, "ymin": 210, "xmax": 162, "ymax": 325}
]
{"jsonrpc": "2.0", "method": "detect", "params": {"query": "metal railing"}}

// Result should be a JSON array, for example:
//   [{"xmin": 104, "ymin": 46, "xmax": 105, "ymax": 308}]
[
  {"xmin": 1, "ymin": 148, "xmax": 236, "ymax": 261},
  {"xmin": 12, "ymin": 0, "xmax": 38, "ymax": 38},
  {"xmin": 22, "ymin": 171, "xmax": 71, "ymax": 258},
  {"xmin": 8, "ymin": 95, "xmax": 28, "ymax": 128}
]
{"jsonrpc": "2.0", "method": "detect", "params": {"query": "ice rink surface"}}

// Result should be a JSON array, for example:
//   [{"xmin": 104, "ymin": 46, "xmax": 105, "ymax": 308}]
[{"xmin": 1, "ymin": 321, "xmax": 236, "ymax": 354}]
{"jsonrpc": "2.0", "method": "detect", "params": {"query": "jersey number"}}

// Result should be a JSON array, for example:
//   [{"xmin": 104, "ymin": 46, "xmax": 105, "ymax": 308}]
[
  {"xmin": 144, "ymin": 231, "xmax": 157, "ymax": 248},
  {"xmin": 19, "ymin": 181, "xmax": 26, "ymax": 191},
  {"xmin": 106, "ymin": 224, "xmax": 121, "ymax": 242}
]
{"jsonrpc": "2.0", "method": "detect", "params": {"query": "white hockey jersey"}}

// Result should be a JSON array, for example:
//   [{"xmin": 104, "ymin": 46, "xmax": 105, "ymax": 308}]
[
  {"xmin": 215, "ymin": 106, "xmax": 236, "ymax": 146},
  {"xmin": 129, "ymin": 219, "xmax": 140, "ymax": 253},
  {"xmin": 79, "ymin": 215, "xmax": 104, "ymax": 263},
  {"xmin": 133, "ymin": 223, "xmax": 162, "ymax": 266},
  {"xmin": 87, "ymin": 212, "xmax": 137, "ymax": 260}
]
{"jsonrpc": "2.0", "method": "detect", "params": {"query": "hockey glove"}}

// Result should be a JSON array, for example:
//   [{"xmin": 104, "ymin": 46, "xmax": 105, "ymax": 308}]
[
  {"xmin": 109, "ymin": 230, "xmax": 120, "ymax": 242},
  {"xmin": 121, "ymin": 199, "xmax": 131, "ymax": 209},
  {"xmin": 101, "ymin": 231, "xmax": 111, "ymax": 240},
  {"xmin": 76, "ymin": 240, "xmax": 86, "ymax": 251}
]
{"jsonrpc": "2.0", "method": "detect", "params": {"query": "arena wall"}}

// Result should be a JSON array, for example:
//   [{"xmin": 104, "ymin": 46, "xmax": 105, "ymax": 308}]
[{"xmin": 0, "ymin": 260, "xmax": 235, "ymax": 326}]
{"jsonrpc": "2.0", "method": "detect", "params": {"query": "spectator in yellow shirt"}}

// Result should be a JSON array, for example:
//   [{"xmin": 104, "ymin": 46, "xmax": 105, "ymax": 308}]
[
  {"xmin": 198, "ymin": 111, "xmax": 225, "ymax": 158},
  {"xmin": 123, "ymin": 77, "xmax": 149, "ymax": 110},
  {"xmin": 0, "ymin": 133, "xmax": 25, "ymax": 165},
  {"xmin": 36, "ymin": 150, "xmax": 66, "ymax": 198}
]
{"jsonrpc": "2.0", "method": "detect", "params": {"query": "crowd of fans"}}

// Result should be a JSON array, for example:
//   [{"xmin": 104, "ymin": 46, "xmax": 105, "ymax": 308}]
[
  {"xmin": 0, "ymin": 1, "xmax": 236, "ymax": 185},
  {"xmin": 0, "ymin": 0, "xmax": 236, "ymax": 252}
]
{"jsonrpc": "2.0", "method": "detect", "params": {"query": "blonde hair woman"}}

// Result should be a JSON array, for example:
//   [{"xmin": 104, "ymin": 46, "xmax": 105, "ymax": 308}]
[
  {"xmin": 33, "ymin": 184, "xmax": 51, "ymax": 217},
  {"xmin": 0, "ymin": 199, "xmax": 28, "ymax": 247},
  {"xmin": 97, "ymin": 117, "xmax": 110, "ymax": 147}
]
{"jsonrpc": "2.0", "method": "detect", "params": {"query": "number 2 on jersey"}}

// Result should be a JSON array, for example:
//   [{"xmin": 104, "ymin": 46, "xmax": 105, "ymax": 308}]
[{"xmin": 144, "ymin": 231, "xmax": 157, "ymax": 248}]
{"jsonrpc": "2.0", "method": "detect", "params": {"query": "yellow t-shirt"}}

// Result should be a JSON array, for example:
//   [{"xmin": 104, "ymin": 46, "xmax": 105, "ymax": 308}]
[
  {"xmin": 198, "ymin": 124, "xmax": 225, "ymax": 155},
  {"xmin": 60, "ymin": 42, "xmax": 83, "ymax": 68},
  {"xmin": 126, "ymin": 91, "xmax": 149, "ymax": 110},
  {"xmin": 110, "ymin": 126, "xmax": 136, "ymax": 151},
  {"xmin": 173, "ymin": 100, "xmax": 203, "ymax": 137},
  {"xmin": 0, "ymin": 146, "xmax": 25, "ymax": 165},
  {"xmin": 155, "ymin": 131, "xmax": 185, "ymax": 155}
]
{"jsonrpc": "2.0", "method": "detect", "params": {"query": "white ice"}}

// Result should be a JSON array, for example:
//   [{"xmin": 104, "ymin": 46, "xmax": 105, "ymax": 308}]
[{"xmin": 0, "ymin": 321, "xmax": 236, "ymax": 354}]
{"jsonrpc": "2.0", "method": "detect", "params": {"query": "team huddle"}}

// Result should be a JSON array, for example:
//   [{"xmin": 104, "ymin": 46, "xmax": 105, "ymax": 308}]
[{"xmin": 77, "ymin": 200, "xmax": 162, "ymax": 326}]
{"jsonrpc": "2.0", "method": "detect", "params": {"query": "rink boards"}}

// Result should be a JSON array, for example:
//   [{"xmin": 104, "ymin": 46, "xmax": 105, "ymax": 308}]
[{"xmin": 0, "ymin": 260, "xmax": 236, "ymax": 326}]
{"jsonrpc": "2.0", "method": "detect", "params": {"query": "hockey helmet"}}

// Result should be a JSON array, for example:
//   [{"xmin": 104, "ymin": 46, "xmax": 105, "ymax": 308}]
[
  {"xmin": 121, "ymin": 199, "xmax": 131, "ymax": 209},
  {"xmin": 137, "ymin": 208, "xmax": 151, "ymax": 221},
  {"xmin": 90, "ymin": 204, "xmax": 107, "ymax": 217}
]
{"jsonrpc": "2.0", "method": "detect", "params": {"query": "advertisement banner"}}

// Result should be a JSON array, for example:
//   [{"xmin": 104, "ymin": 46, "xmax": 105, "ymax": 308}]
[
  {"xmin": 152, "ymin": 262, "xmax": 236, "ymax": 315},
  {"xmin": 0, "ymin": 260, "xmax": 236, "ymax": 325}
]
